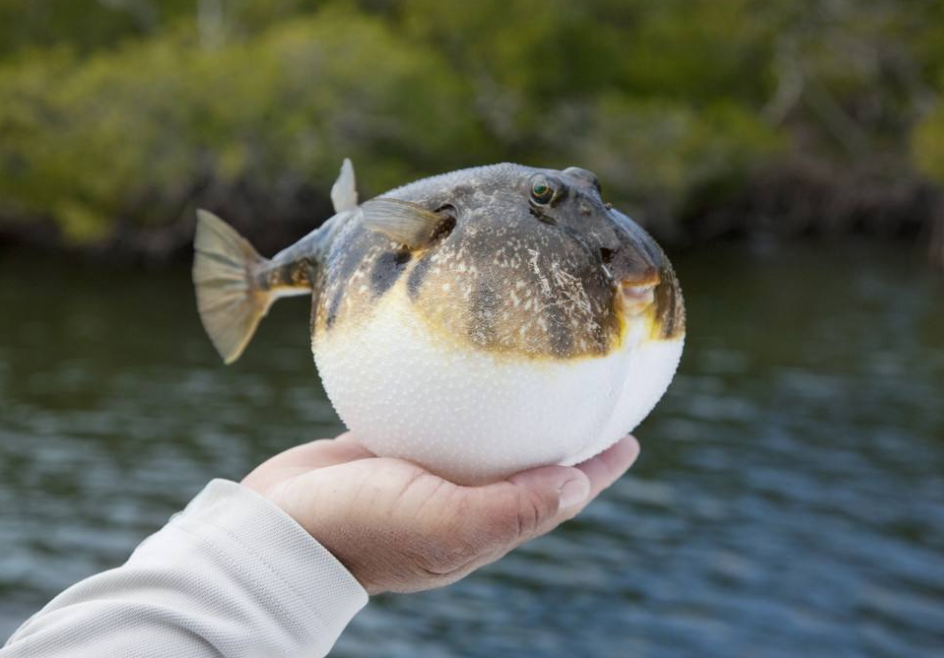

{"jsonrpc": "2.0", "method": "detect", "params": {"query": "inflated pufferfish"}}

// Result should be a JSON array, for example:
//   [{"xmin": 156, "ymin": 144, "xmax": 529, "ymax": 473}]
[{"xmin": 193, "ymin": 161, "xmax": 685, "ymax": 484}]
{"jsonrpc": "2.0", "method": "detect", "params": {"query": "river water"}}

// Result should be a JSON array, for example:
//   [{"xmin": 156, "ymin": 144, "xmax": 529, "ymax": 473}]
[{"xmin": 1, "ymin": 243, "xmax": 942, "ymax": 657}]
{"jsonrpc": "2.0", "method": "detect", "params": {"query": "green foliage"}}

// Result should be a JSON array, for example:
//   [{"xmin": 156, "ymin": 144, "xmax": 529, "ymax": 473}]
[
  {"xmin": 0, "ymin": 8, "xmax": 485, "ymax": 241},
  {"xmin": 567, "ymin": 98, "xmax": 784, "ymax": 222},
  {"xmin": 914, "ymin": 104, "xmax": 944, "ymax": 184},
  {"xmin": 912, "ymin": 0, "xmax": 944, "ymax": 186},
  {"xmin": 0, "ymin": 0, "xmax": 941, "ymax": 248}
]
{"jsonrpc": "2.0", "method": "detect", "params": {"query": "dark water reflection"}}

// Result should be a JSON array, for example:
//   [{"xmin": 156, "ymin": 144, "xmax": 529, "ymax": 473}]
[{"xmin": 1, "ymin": 243, "xmax": 942, "ymax": 657}]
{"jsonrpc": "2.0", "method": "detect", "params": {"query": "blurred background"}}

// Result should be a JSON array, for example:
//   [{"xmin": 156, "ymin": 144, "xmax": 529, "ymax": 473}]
[{"xmin": 1, "ymin": 1, "xmax": 942, "ymax": 656}]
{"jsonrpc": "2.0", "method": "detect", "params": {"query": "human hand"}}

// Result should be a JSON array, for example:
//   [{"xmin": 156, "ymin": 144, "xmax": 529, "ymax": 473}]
[{"xmin": 242, "ymin": 433, "xmax": 640, "ymax": 595}]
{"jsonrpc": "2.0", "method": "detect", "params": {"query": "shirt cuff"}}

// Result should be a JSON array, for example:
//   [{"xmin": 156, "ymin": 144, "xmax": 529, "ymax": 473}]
[{"xmin": 152, "ymin": 479, "xmax": 368, "ymax": 654}]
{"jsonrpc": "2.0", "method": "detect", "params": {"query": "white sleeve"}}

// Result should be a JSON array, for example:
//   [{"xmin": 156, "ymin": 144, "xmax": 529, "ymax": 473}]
[{"xmin": 2, "ymin": 479, "xmax": 368, "ymax": 658}]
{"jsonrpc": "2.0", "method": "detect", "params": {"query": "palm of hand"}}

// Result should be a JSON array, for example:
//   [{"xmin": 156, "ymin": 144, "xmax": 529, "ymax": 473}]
[{"xmin": 243, "ymin": 433, "xmax": 639, "ymax": 594}]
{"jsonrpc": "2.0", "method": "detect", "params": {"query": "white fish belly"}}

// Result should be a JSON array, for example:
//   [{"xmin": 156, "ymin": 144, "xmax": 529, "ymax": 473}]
[{"xmin": 314, "ymin": 287, "xmax": 683, "ymax": 484}]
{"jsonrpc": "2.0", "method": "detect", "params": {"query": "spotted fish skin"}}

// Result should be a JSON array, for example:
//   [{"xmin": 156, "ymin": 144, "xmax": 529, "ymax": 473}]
[
  {"xmin": 192, "ymin": 161, "xmax": 685, "ymax": 363},
  {"xmin": 314, "ymin": 163, "xmax": 684, "ymax": 362}
]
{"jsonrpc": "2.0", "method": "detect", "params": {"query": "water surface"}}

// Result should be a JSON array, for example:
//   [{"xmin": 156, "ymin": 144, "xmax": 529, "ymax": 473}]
[{"xmin": 1, "ymin": 243, "xmax": 942, "ymax": 657}]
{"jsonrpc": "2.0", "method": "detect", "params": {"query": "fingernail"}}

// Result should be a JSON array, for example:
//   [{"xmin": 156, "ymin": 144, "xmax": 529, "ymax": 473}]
[{"xmin": 559, "ymin": 476, "xmax": 591, "ymax": 510}]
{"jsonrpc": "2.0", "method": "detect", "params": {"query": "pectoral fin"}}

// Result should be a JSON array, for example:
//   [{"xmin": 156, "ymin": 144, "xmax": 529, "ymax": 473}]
[{"xmin": 361, "ymin": 198, "xmax": 450, "ymax": 250}]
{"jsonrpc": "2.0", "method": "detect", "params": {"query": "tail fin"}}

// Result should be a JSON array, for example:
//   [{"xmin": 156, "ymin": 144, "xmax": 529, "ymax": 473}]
[{"xmin": 193, "ymin": 210, "xmax": 273, "ymax": 364}]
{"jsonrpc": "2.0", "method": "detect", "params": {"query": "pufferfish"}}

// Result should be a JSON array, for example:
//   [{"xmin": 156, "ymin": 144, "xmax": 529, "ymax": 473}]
[{"xmin": 193, "ymin": 160, "xmax": 685, "ymax": 484}]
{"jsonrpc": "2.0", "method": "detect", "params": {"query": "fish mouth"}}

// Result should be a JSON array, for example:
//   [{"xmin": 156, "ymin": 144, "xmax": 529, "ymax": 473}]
[{"xmin": 617, "ymin": 273, "xmax": 660, "ymax": 316}]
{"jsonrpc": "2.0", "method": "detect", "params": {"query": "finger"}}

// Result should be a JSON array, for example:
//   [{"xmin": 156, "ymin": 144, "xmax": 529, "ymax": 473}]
[
  {"xmin": 284, "ymin": 436, "xmax": 376, "ymax": 468},
  {"xmin": 574, "ymin": 435, "xmax": 640, "ymax": 502},
  {"xmin": 457, "ymin": 436, "xmax": 641, "ymax": 549},
  {"xmin": 495, "ymin": 435, "xmax": 640, "ymax": 524},
  {"xmin": 508, "ymin": 465, "xmax": 591, "ymax": 514},
  {"xmin": 244, "ymin": 435, "xmax": 376, "ymax": 486},
  {"xmin": 459, "ymin": 464, "xmax": 590, "ymax": 549}
]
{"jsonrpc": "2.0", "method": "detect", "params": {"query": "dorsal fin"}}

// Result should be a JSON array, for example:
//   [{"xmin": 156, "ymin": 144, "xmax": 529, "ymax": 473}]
[{"xmin": 331, "ymin": 158, "xmax": 358, "ymax": 212}]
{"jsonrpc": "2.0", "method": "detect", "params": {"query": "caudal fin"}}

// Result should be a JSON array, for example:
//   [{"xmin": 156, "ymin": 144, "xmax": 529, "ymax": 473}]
[{"xmin": 193, "ymin": 210, "xmax": 273, "ymax": 364}]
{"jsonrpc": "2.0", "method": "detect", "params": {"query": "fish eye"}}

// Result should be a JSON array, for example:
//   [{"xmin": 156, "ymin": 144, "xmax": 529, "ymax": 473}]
[{"xmin": 530, "ymin": 175, "xmax": 555, "ymax": 205}]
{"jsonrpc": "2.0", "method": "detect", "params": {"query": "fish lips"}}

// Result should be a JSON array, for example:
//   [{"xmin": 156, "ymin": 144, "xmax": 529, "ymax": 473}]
[
  {"xmin": 617, "ymin": 277, "xmax": 659, "ymax": 316},
  {"xmin": 605, "ymin": 208, "xmax": 660, "ymax": 312},
  {"xmin": 605, "ymin": 208, "xmax": 683, "ymax": 333}
]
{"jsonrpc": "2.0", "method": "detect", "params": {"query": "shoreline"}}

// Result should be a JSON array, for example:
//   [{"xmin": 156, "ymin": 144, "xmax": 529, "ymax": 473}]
[{"xmin": 2, "ymin": 169, "xmax": 942, "ymax": 268}]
